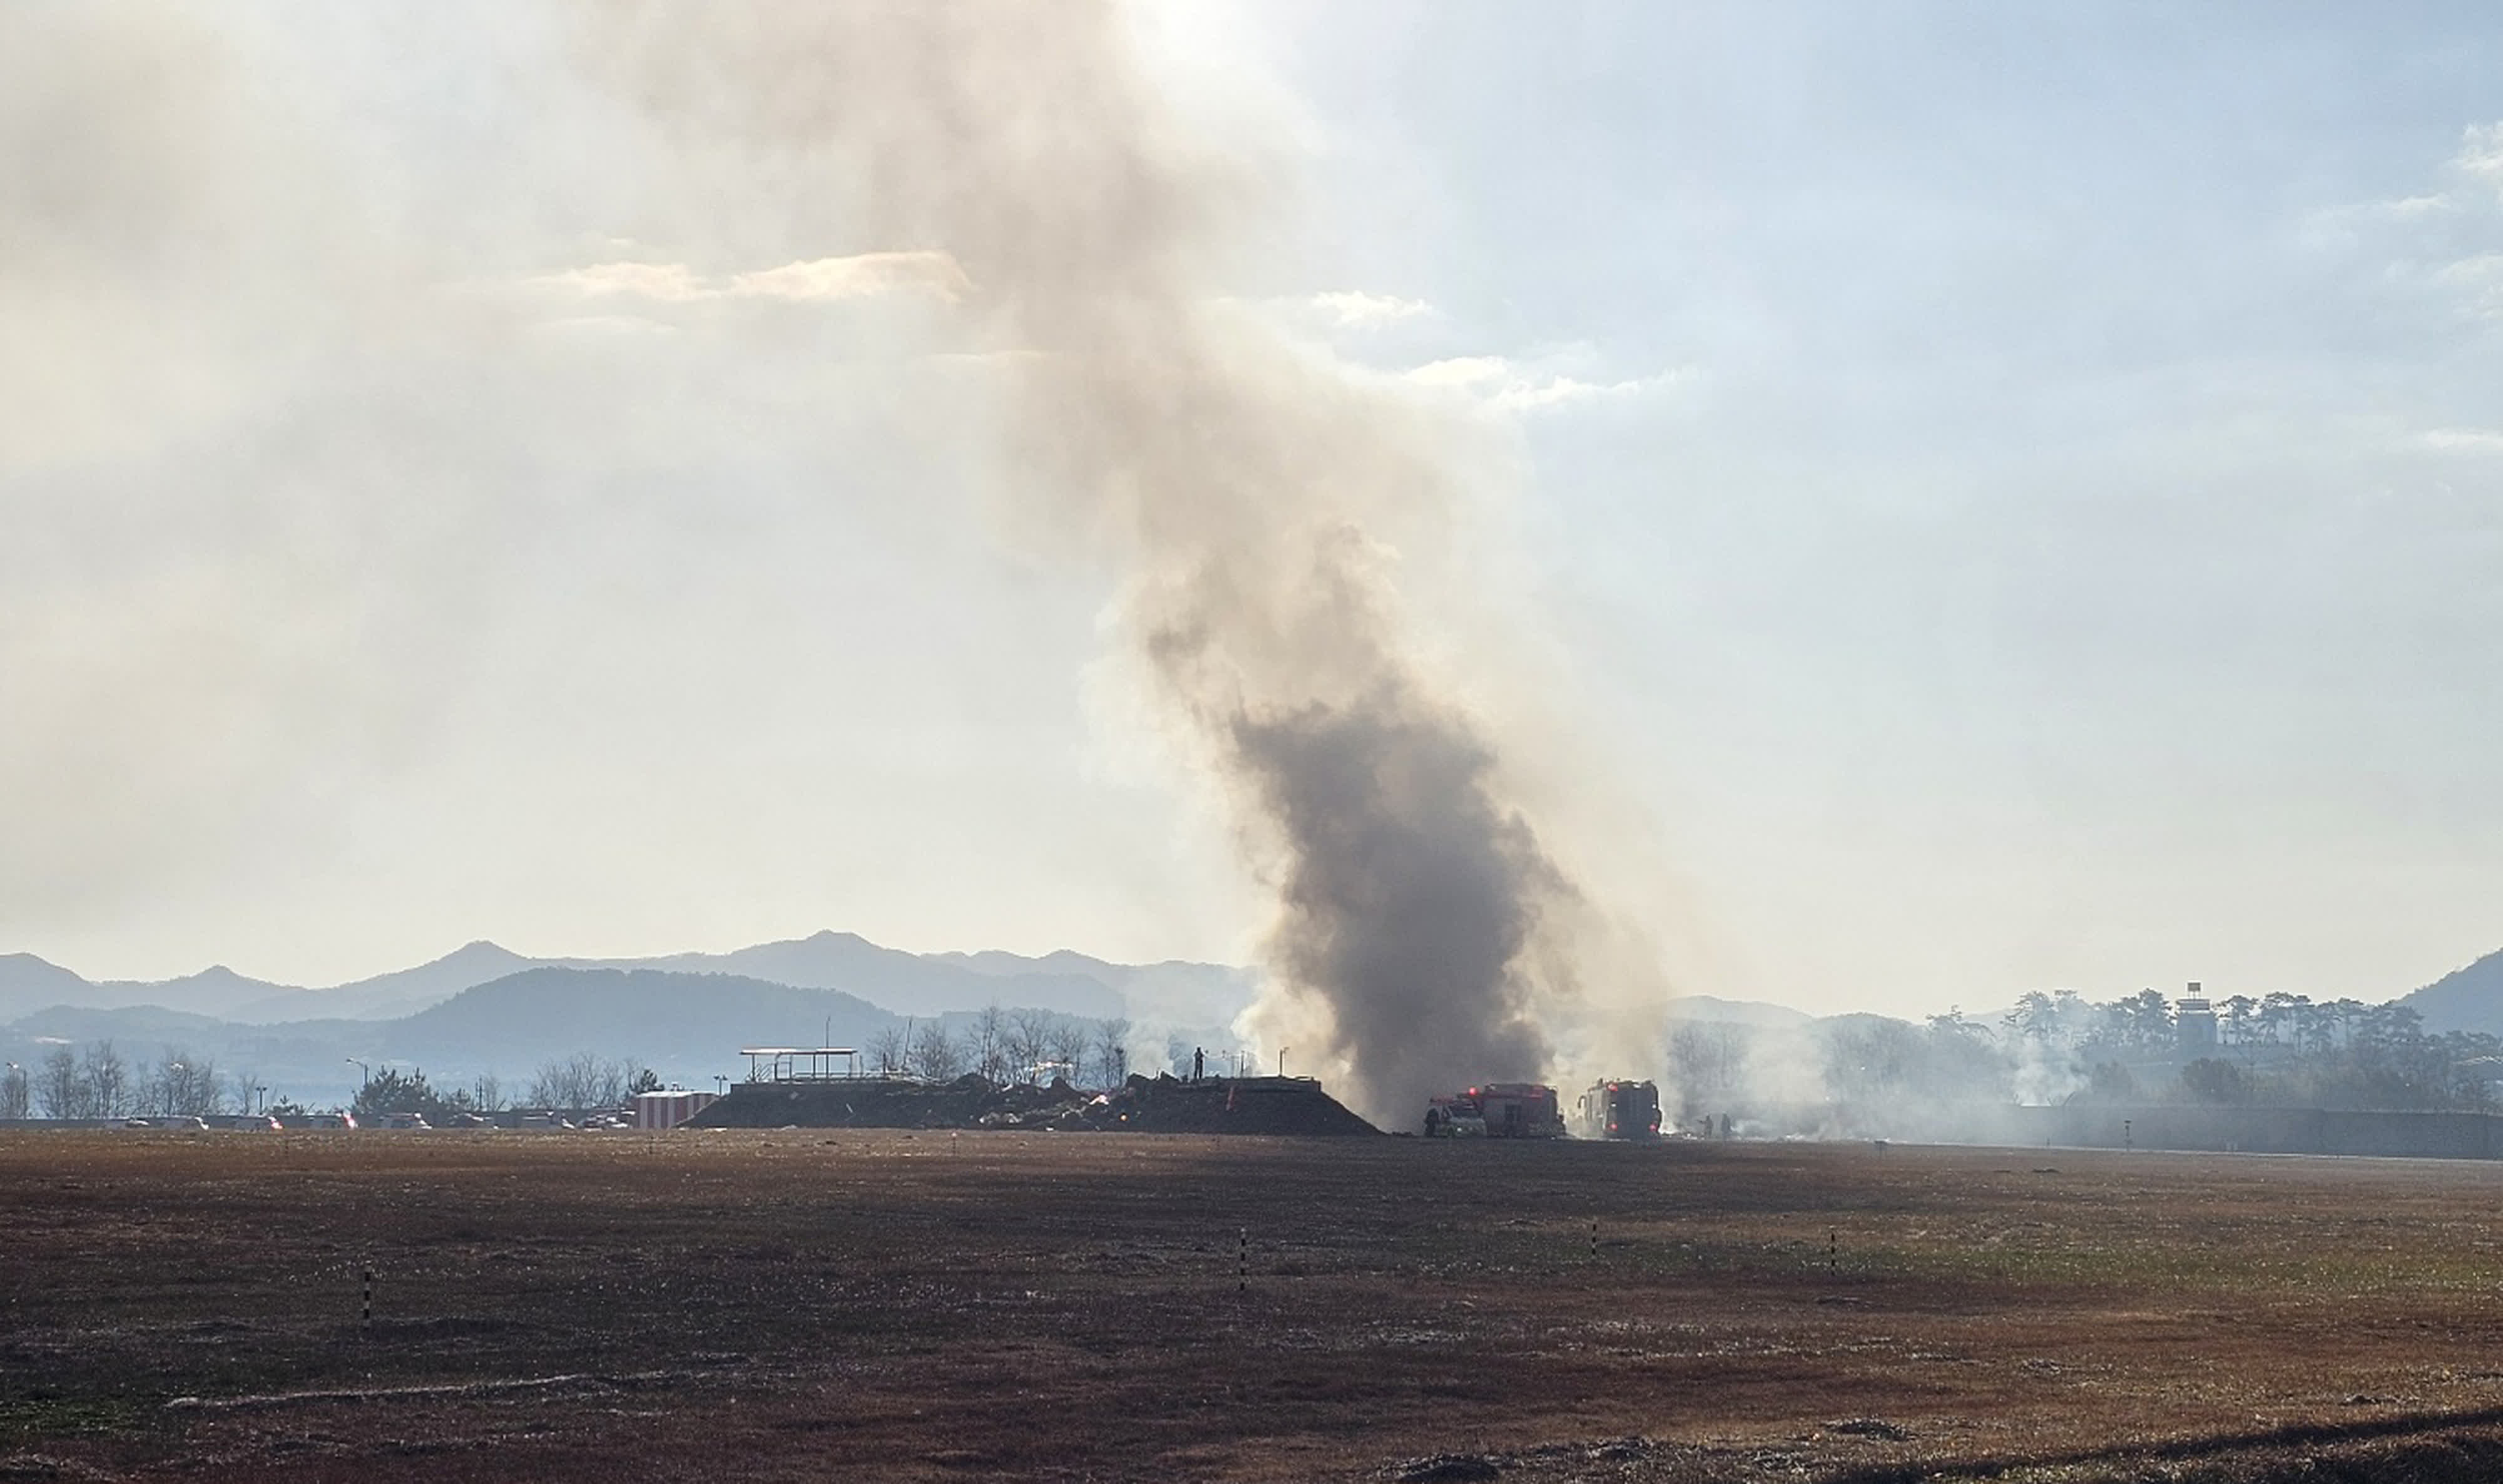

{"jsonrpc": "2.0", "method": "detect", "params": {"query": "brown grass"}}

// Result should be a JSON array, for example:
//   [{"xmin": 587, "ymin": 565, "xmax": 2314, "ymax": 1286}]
[{"xmin": 8, "ymin": 1131, "xmax": 2503, "ymax": 1481}]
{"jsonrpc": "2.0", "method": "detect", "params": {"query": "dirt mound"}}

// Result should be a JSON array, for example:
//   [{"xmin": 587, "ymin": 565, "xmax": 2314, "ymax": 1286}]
[{"xmin": 684, "ymin": 1073, "xmax": 1378, "ymax": 1137}]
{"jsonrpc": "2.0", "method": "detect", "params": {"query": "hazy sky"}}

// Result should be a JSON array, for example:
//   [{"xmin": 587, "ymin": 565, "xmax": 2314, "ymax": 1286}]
[{"xmin": 4, "ymin": 3, "xmax": 2497, "ymax": 1018}]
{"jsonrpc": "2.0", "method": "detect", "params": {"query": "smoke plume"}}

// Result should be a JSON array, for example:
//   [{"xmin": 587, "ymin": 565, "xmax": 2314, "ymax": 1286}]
[{"xmin": 596, "ymin": 1, "xmax": 1614, "ymax": 1124}]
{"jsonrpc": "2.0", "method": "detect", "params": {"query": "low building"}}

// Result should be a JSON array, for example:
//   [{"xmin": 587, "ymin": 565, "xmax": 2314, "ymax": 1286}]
[{"xmin": 634, "ymin": 1089, "xmax": 721, "ymax": 1131}]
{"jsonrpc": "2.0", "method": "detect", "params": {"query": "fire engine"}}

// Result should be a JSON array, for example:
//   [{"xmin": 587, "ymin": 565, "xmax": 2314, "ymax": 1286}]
[
  {"xmin": 1422, "ymin": 1083, "xmax": 1566, "ymax": 1139},
  {"xmin": 1574, "ymin": 1079, "xmax": 1663, "ymax": 1140}
]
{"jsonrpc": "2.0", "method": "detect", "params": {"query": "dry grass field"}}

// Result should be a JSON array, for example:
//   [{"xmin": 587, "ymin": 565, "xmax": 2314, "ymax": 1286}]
[{"xmin": 11, "ymin": 1130, "xmax": 2503, "ymax": 1481}]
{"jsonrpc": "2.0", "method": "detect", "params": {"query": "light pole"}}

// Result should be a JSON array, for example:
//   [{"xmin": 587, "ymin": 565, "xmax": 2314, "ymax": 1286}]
[
  {"xmin": 345, "ymin": 1057, "xmax": 369, "ymax": 1090},
  {"xmin": 1277, "ymin": 1047, "xmax": 1290, "ymax": 1078},
  {"xmin": 713, "ymin": 1075, "xmax": 728, "ymax": 1095},
  {"xmin": 253, "ymin": 1084, "xmax": 268, "ymax": 1117}
]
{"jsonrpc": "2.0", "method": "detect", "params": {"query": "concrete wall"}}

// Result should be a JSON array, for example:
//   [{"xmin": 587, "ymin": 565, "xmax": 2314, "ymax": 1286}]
[{"xmin": 1998, "ymin": 1104, "xmax": 2503, "ymax": 1160}]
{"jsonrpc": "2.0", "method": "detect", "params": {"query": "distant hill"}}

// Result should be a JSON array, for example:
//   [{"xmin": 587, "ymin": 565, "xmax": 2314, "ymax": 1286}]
[
  {"xmin": 8, "ymin": 1002, "xmax": 242, "ymax": 1044},
  {"xmin": 7, "ymin": 932, "xmax": 1176, "ymax": 1027},
  {"xmin": 0, "ymin": 953, "xmax": 93, "ymax": 1022},
  {"xmin": 930, "ymin": 945, "xmax": 1259, "ymax": 1031},
  {"xmin": 380, "ymin": 967, "xmax": 905, "ymax": 1085},
  {"xmin": 0, "ymin": 957, "xmax": 302, "ymax": 1022},
  {"xmin": 2400, "ymin": 947, "xmax": 2503, "ymax": 1037},
  {"xmin": 232, "ymin": 940, "xmax": 534, "ymax": 1024},
  {"xmin": 93, "ymin": 965, "xmax": 302, "ymax": 1019},
  {"xmin": 605, "ymin": 931, "xmax": 1124, "ymax": 1020},
  {"xmin": 1664, "ymin": 995, "xmax": 1815, "ymax": 1030}
]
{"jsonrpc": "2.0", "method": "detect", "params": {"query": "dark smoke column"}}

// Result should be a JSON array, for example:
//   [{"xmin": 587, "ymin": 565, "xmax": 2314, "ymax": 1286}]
[
  {"xmin": 1229, "ymin": 686, "xmax": 1566, "ymax": 1124},
  {"xmin": 600, "ymin": 1, "xmax": 1598, "ymax": 1126}
]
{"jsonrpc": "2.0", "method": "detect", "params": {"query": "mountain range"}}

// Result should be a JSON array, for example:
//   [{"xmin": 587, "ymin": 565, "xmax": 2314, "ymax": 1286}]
[
  {"xmin": 0, "ymin": 931, "xmax": 1268, "ymax": 1109},
  {"xmin": 0, "ymin": 930, "xmax": 1191, "ymax": 1027},
  {"xmin": 7, "ymin": 930, "xmax": 2494, "ymax": 1111}
]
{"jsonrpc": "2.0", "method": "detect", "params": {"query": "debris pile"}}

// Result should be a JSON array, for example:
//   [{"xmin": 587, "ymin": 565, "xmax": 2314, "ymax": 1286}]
[{"xmin": 683, "ymin": 1074, "xmax": 1379, "ymax": 1137}]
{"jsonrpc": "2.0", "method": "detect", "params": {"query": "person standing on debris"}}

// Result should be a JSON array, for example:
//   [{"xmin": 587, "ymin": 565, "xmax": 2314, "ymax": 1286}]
[{"xmin": 1193, "ymin": 1047, "xmax": 1203, "ymax": 1082}]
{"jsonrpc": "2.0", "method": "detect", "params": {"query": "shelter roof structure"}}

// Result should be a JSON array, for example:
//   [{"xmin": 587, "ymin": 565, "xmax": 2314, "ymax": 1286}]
[{"xmin": 739, "ymin": 1047, "xmax": 863, "ymax": 1083}]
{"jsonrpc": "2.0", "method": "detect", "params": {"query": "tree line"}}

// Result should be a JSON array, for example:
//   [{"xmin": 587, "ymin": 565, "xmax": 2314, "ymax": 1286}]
[
  {"xmin": 1999, "ymin": 988, "xmax": 2497, "ymax": 1109},
  {"xmin": 0, "ymin": 1040, "xmax": 670, "ymax": 1123},
  {"xmin": 1660, "ymin": 990, "xmax": 2503, "ymax": 1119},
  {"xmin": 4, "ymin": 1042, "xmax": 250, "ymax": 1120},
  {"xmin": 865, "ymin": 1007, "xmax": 1133, "ymax": 1089},
  {"xmin": 347, "ymin": 1055, "xmax": 663, "ymax": 1121}
]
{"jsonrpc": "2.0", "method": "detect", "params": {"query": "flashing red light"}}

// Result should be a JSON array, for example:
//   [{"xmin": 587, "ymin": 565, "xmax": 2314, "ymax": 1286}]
[{"xmin": 1608, "ymin": 1122, "xmax": 1618, "ymax": 1132}]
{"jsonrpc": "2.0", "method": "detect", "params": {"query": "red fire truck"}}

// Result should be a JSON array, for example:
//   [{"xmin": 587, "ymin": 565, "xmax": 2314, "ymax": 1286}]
[{"xmin": 1423, "ymin": 1083, "xmax": 1566, "ymax": 1139}]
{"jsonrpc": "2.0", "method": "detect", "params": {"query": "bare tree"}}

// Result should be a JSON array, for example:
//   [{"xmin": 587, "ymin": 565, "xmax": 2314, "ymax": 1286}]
[
  {"xmin": 180, "ymin": 1056, "xmax": 220, "ymax": 1116},
  {"xmin": 141, "ymin": 1048, "xmax": 221, "ymax": 1118},
  {"xmin": 135, "ymin": 1058, "xmax": 168, "ymax": 1119},
  {"xmin": 1007, "ymin": 1009, "xmax": 1055, "ymax": 1085},
  {"xmin": 1, "ymin": 1061, "xmax": 28, "ymax": 1120},
  {"xmin": 972, "ymin": 1004, "xmax": 1009, "ymax": 1084},
  {"xmin": 81, "ymin": 1041, "xmax": 128, "ymax": 1119},
  {"xmin": 526, "ymin": 1057, "xmax": 573, "ymax": 1109},
  {"xmin": 1046, "ymin": 1017, "xmax": 1091, "ymax": 1087},
  {"xmin": 526, "ymin": 1053, "xmax": 636, "ymax": 1110},
  {"xmin": 470, "ymin": 1074, "xmax": 507, "ymax": 1112},
  {"xmin": 38, "ymin": 1047, "xmax": 81, "ymax": 1119},
  {"xmin": 909, "ymin": 1022, "xmax": 964, "ymax": 1081},
  {"xmin": 1091, "ymin": 1017, "xmax": 1132, "ymax": 1088},
  {"xmin": 868, "ymin": 1025, "xmax": 908, "ymax": 1076}
]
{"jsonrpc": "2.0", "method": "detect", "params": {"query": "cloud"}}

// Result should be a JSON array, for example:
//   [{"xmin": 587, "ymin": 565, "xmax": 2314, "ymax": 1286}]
[
  {"xmin": 1309, "ymin": 290, "xmax": 1432, "ymax": 328},
  {"xmin": 2418, "ymin": 427, "xmax": 2503, "ymax": 454},
  {"xmin": 1405, "ymin": 355, "xmax": 1690, "ymax": 413},
  {"xmin": 1487, "ymin": 372, "xmax": 1679, "ymax": 412},
  {"xmin": 1405, "ymin": 355, "xmax": 1509, "ymax": 389},
  {"xmin": 2312, "ymin": 125, "xmax": 2503, "ymax": 322},
  {"xmin": 533, "ymin": 250, "xmax": 970, "ymax": 307},
  {"xmin": 2436, "ymin": 252, "xmax": 2503, "ymax": 318},
  {"xmin": 538, "ymin": 261, "xmax": 713, "ymax": 301},
  {"xmin": 728, "ymin": 251, "xmax": 971, "ymax": 303},
  {"xmin": 2307, "ymin": 121, "xmax": 2503, "ymax": 240},
  {"xmin": 528, "ymin": 313, "xmax": 681, "ymax": 337},
  {"xmin": 2375, "ymin": 194, "xmax": 2455, "ymax": 220},
  {"xmin": 2462, "ymin": 123, "xmax": 2503, "ymax": 198}
]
